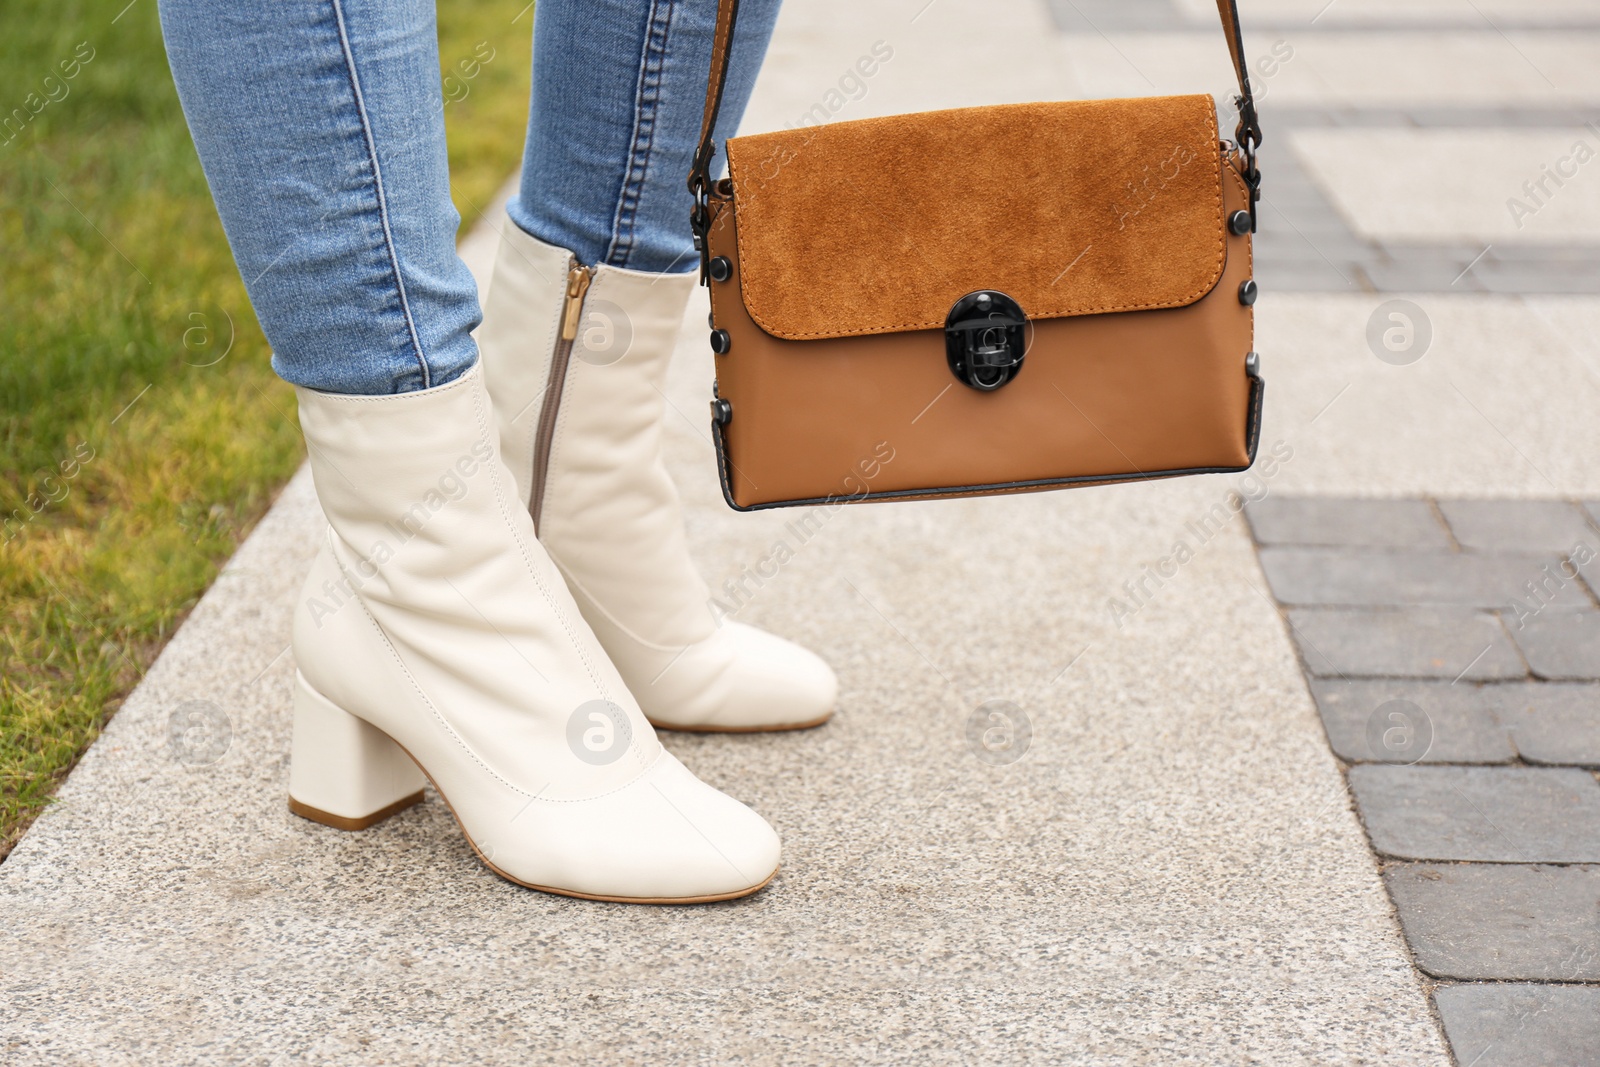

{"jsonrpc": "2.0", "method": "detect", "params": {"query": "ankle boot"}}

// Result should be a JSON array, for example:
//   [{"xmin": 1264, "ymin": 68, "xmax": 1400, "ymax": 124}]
[
  {"xmin": 476, "ymin": 225, "xmax": 837, "ymax": 732},
  {"xmin": 287, "ymin": 364, "xmax": 780, "ymax": 902}
]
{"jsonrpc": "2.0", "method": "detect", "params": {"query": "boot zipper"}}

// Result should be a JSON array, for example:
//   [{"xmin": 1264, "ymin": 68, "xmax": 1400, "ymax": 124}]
[{"xmin": 529, "ymin": 262, "xmax": 591, "ymax": 533}]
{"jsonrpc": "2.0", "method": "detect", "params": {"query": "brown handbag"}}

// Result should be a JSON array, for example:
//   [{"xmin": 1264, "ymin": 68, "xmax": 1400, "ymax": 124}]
[{"xmin": 689, "ymin": 0, "xmax": 1264, "ymax": 511}]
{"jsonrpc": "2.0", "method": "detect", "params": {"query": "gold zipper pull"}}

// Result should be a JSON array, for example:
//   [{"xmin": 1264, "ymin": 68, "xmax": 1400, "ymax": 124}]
[{"xmin": 559, "ymin": 264, "xmax": 593, "ymax": 341}]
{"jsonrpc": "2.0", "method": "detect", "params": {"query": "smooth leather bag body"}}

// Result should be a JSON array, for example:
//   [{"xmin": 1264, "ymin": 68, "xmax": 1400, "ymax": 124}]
[{"xmin": 689, "ymin": 1, "xmax": 1265, "ymax": 511}]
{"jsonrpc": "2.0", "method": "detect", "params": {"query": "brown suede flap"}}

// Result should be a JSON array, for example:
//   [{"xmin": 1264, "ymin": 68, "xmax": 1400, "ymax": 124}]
[{"xmin": 724, "ymin": 95, "xmax": 1227, "ymax": 340}]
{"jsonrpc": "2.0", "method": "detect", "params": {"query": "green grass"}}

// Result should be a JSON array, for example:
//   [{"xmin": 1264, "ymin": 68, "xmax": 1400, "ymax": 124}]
[{"xmin": 0, "ymin": 0, "xmax": 535, "ymax": 857}]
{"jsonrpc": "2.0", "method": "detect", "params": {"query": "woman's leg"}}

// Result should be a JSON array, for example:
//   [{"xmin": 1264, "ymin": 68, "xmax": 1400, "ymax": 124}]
[
  {"xmin": 508, "ymin": 0, "xmax": 783, "ymax": 271},
  {"xmin": 159, "ymin": 0, "xmax": 477, "ymax": 394},
  {"xmin": 479, "ymin": 0, "xmax": 838, "ymax": 733},
  {"xmin": 157, "ymin": 0, "xmax": 781, "ymax": 901}
]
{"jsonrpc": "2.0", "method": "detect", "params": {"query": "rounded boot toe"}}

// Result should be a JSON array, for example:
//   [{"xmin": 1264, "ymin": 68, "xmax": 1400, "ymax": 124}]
[{"xmin": 687, "ymin": 622, "xmax": 837, "ymax": 732}]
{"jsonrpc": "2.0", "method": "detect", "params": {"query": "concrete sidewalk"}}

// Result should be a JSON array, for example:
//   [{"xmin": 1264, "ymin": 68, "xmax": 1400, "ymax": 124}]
[
  {"xmin": 5, "ymin": 0, "xmax": 1598, "ymax": 1062},
  {"xmin": 0, "ymin": 427, "xmax": 1446, "ymax": 1064}
]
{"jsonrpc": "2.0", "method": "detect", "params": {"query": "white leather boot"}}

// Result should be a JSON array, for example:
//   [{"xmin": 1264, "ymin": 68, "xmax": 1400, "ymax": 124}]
[
  {"xmin": 287, "ymin": 364, "xmax": 780, "ymax": 903},
  {"xmin": 477, "ymin": 225, "xmax": 837, "ymax": 732}
]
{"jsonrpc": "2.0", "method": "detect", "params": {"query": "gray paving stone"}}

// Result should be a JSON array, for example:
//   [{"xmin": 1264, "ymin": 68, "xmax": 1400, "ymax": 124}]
[
  {"xmin": 1310, "ymin": 680, "xmax": 1600, "ymax": 766},
  {"xmin": 1255, "ymin": 227, "xmax": 1375, "ymax": 263},
  {"xmin": 1233, "ymin": 106, "xmax": 1600, "ymax": 294},
  {"xmin": 1385, "ymin": 863, "xmax": 1600, "ymax": 980},
  {"xmin": 1438, "ymin": 499, "xmax": 1599, "ymax": 554},
  {"xmin": 1308, "ymin": 679, "xmax": 1515, "ymax": 763},
  {"xmin": 1287, "ymin": 608, "xmax": 1526, "ymax": 680},
  {"xmin": 1348, "ymin": 765, "xmax": 1600, "ymax": 863},
  {"xmin": 1253, "ymin": 223, "xmax": 1351, "ymax": 248},
  {"xmin": 1244, "ymin": 498, "xmax": 1452, "ymax": 549},
  {"xmin": 1511, "ymin": 611, "xmax": 1600, "ymax": 681},
  {"xmin": 1488, "ymin": 682, "xmax": 1600, "ymax": 766},
  {"xmin": 1373, "ymin": 241, "xmax": 1491, "ymax": 263},
  {"xmin": 1260, "ymin": 198, "xmax": 1346, "ymax": 225},
  {"xmin": 1254, "ymin": 201, "xmax": 1355, "ymax": 234},
  {"xmin": 1259, "ymin": 548, "xmax": 1590, "ymax": 610},
  {"xmin": 1585, "ymin": 502, "xmax": 1600, "ymax": 528},
  {"xmin": 1485, "ymin": 245, "xmax": 1600, "ymax": 264},
  {"xmin": 1435, "ymin": 983, "xmax": 1600, "ymax": 1067},
  {"xmin": 1256, "ymin": 235, "xmax": 1367, "ymax": 272},
  {"xmin": 1478, "ymin": 262, "xmax": 1600, "ymax": 295},
  {"xmin": 1507, "ymin": 570, "xmax": 1600, "ymax": 632},
  {"xmin": 1253, "ymin": 248, "xmax": 1375, "ymax": 279},
  {"xmin": 1362, "ymin": 258, "xmax": 1489, "ymax": 292},
  {"xmin": 1256, "ymin": 259, "xmax": 1366, "ymax": 292}
]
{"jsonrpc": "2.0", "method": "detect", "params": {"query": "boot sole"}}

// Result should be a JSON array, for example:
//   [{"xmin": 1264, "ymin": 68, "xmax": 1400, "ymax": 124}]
[
  {"xmin": 648, "ymin": 709, "xmax": 834, "ymax": 734},
  {"xmin": 289, "ymin": 691, "xmax": 778, "ymax": 904},
  {"xmin": 289, "ymin": 791, "xmax": 425, "ymax": 831}
]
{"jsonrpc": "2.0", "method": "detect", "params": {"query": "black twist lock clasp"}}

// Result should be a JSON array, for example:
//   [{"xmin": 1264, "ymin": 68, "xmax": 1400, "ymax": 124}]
[{"xmin": 945, "ymin": 291, "xmax": 1029, "ymax": 391}]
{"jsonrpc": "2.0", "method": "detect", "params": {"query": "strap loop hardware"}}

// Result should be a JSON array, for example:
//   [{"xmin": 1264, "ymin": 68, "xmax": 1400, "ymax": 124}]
[{"xmin": 1233, "ymin": 94, "xmax": 1262, "ymax": 233}]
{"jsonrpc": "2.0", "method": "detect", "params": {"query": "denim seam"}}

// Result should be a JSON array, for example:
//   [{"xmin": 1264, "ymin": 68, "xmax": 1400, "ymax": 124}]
[
  {"xmin": 328, "ymin": 0, "xmax": 431, "ymax": 389},
  {"xmin": 605, "ymin": 0, "xmax": 676, "ymax": 268}
]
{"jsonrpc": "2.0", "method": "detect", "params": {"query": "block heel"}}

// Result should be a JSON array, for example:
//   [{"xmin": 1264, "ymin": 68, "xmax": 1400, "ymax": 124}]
[{"xmin": 288, "ymin": 670, "xmax": 427, "ymax": 831}]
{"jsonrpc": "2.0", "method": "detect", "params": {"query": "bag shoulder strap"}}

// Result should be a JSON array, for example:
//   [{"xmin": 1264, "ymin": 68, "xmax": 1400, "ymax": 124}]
[
  {"xmin": 1213, "ymin": 0, "xmax": 1262, "ymax": 227},
  {"xmin": 688, "ymin": 0, "xmax": 1262, "ymax": 254},
  {"xmin": 690, "ymin": 0, "xmax": 742, "ymax": 203},
  {"xmin": 1216, "ymin": 0, "xmax": 1258, "ymax": 136}
]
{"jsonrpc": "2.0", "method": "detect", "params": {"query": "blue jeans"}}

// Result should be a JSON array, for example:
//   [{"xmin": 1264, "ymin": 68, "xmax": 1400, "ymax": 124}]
[{"xmin": 159, "ymin": 0, "xmax": 780, "ymax": 395}]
